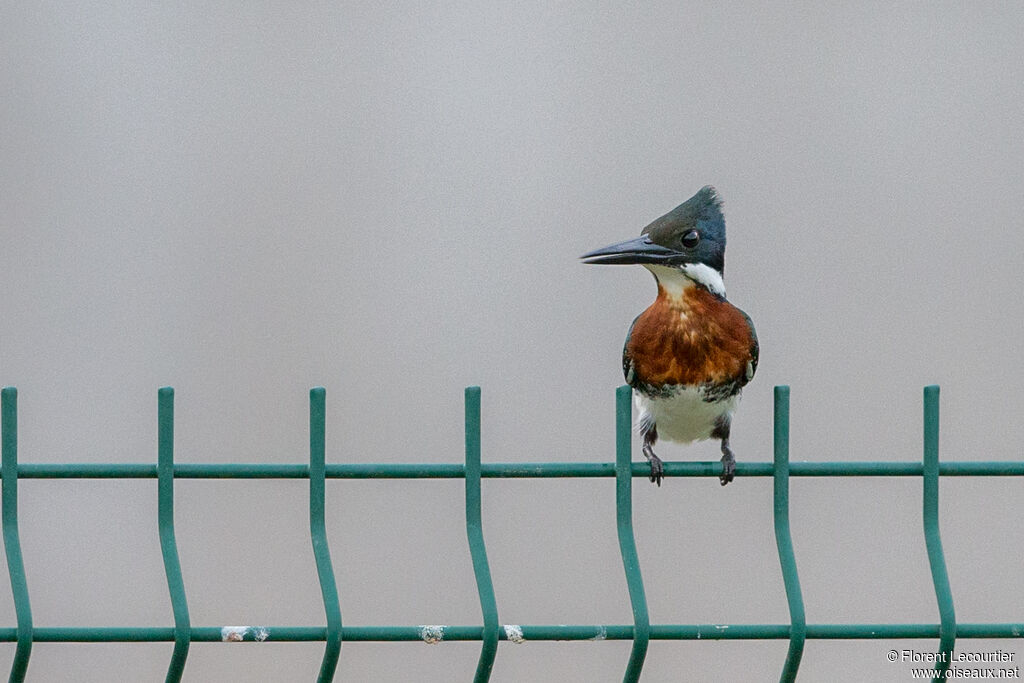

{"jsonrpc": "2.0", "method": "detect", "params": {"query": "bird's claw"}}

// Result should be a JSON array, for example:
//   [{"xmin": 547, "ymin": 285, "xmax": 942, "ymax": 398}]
[
  {"xmin": 649, "ymin": 456, "xmax": 664, "ymax": 486},
  {"xmin": 719, "ymin": 450, "xmax": 736, "ymax": 486},
  {"xmin": 642, "ymin": 444, "xmax": 663, "ymax": 486}
]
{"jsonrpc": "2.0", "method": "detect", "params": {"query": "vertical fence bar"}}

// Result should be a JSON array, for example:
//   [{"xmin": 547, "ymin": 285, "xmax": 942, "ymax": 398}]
[
  {"xmin": 309, "ymin": 387, "xmax": 342, "ymax": 682},
  {"xmin": 2, "ymin": 388, "xmax": 32, "ymax": 682},
  {"xmin": 772, "ymin": 386, "xmax": 805, "ymax": 682},
  {"xmin": 615, "ymin": 385, "xmax": 649, "ymax": 682},
  {"xmin": 922, "ymin": 385, "xmax": 955, "ymax": 681},
  {"xmin": 464, "ymin": 386, "xmax": 499, "ymax": 682},
  {"xmin": 157, "ymin": 388, "xmax": 190, "ymax": 683}
]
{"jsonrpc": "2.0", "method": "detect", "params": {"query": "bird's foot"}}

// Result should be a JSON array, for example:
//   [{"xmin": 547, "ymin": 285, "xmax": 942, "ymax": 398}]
[
  {"xmin": 719, "ymin": 448, "xmax": 736, "ymax": 486},
  {"xmin": 642, "ymin": 443, "xmax": 664, "ymax": 486}
]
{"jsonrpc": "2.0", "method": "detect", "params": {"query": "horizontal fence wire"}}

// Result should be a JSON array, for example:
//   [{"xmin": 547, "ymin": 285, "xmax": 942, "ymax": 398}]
[
  {"xmin": 0, "ymin": 385, "xmax": 1022, "ymax": 682},
  {"xmin": 8, "ymin": 461, "xmax": 1024, "ymax": 478}
]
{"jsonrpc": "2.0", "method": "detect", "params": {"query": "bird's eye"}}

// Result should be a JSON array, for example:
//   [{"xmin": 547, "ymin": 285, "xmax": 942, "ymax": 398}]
[{"xmin": 681, "ymin": 230, "xmax": 700, "ymax": 249}]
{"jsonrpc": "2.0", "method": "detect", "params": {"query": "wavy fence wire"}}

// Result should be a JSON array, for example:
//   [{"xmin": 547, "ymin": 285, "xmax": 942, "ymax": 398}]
[{"xmin": 0, "ymin": 385, "xmax": 1022, "ymax": 682}]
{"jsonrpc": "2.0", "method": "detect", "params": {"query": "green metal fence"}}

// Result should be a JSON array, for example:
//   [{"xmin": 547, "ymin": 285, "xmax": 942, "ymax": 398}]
[{"xmin": 0, "ymin": 384, "xmax": 1021, "ymax": 682}]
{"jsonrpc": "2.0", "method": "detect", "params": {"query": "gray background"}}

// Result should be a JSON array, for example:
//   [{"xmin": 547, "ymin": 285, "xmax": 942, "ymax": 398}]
[{"xmin": 2, "ymin": 2, "xmax": 1023, "ymax": 681}]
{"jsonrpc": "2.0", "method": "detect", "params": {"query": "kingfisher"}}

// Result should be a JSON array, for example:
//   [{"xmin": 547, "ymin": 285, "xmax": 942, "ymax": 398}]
[{"xmin": 581, "ymin": 186, "xmax": 758, "ymax": 486}]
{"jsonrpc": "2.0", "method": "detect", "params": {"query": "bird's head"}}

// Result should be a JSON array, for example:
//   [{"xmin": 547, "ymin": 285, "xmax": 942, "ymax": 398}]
[{"xmin": 580, "ymin": 186, "xmax": 727, "ymax": 297}]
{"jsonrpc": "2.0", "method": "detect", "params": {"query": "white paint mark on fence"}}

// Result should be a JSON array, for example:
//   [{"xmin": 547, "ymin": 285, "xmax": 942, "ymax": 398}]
[
  {"xmin": 503, "ymin": 624, "xmax": 525, "ymax": 643},
  {"xmin": 221, "ymin": 626, "xmax": 269, "ymax": 642},
  {"xmin": 222, "ymin": 626, "xmax": 248, "ymax": 642},
  {"xmin": 420, "ymin": 625, "xmax": 445, "ymax": 644}
]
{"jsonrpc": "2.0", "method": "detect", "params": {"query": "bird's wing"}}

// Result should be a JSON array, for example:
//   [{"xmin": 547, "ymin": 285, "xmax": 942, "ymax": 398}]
[
  {"xmin": 621, "ymin": 313, "xmax": 642, "ymax": 388},
  {"xmin": 739, "ymin": 309, "xmax": 758, "ymax": 385}
]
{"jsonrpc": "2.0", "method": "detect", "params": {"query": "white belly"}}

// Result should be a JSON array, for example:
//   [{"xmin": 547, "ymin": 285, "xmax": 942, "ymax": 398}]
[{"xmin": 634, "ymin": 385, "xmax": 739, "ymax": 444}]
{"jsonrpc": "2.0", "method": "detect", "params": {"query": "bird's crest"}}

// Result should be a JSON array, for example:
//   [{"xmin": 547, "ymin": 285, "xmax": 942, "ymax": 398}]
[{"xmin": 642, "ymin": 185, "xmax": 725, "ymax": 249}]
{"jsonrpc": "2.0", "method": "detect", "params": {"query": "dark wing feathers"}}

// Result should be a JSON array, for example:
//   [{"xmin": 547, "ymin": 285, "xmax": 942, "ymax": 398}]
[
  {"xmin": 739, "ymin": 309, "xmax": 758, "ymax": 386},
  {"xmin": 622, "ymin": 314, "xmax": 641, "ymax": 387}
]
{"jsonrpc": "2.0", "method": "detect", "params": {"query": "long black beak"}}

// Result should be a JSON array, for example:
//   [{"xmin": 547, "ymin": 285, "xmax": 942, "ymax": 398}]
[{"xmin": 580, "ymin": 235, "xmax": 679, "ymax": 265}]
